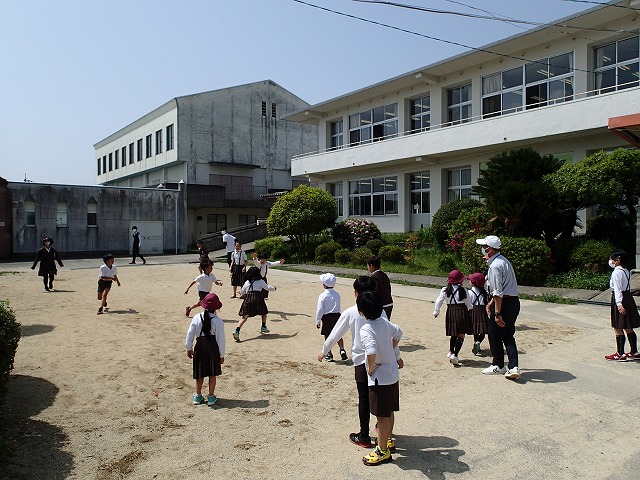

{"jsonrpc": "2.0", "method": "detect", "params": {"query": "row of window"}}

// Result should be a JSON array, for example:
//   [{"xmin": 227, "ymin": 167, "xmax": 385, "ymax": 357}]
[
  {"xmin": 23, "ymin": 202, "xmax": 98, "ymax": 226},
  {"xmin": 329, "ymin": 36, "xmax": 640, "ymax": 148},
  {"xmin": 327, "ymin": 167, "xmax": 471, "ymax": 217},
  {"xmin": 98, "ymin": 124, "xmax": 174, "ymax": 175}
]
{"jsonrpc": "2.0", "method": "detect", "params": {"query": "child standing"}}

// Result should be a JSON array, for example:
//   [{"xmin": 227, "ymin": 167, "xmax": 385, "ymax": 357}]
[
  {"xmin": 468, "ymin": 272, "xmax": 490, "ymax": 356},
  {"xmin": 31, "ymin": 236, "xmax": 64, "ymax": 291},
  {"xmin": 252, "ymin": 252, "xmax": 285, "ymax": 299},
  {"xmin": 316, "ymin": 273, "xmax": 347, "ymax": 362},
  {"xmin": 97, "ymin": 254, "xmax": 120, "ymax": 314},
  {"xmin": 185, "ymin": 292, "xmax": 225, "ymax": 406},
  {"xmin": 357, "ymin": 291, "xmax": 403, "ymax": 466},
  {"xmin": 605, "ymin": 251, "xmax": 640, "ymax": 361},
  {"xmin": 366, "ymin": 256, "xmax": 394, "ymax": 319},
  {"xmin": 233, "ymin": 266, "xmax": 276, "ymax": 342},
  {"xmin": 185, "ymin": 261, "xmax": 223, "ymax": 317},
  {"xmin": 196, "ymin": 240, "xmax": 209, "ymax": 274},
  {"xmin": 433, "ymin": 270, "xmax": 472, "ymax": 365},
  {"xmin": 230, "ymin": 241, "xmax": 248, "ymax": 298}
]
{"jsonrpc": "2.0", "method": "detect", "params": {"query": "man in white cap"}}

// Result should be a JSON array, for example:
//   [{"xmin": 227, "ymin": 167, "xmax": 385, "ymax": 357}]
[{"xmin": 475, "ymin": 235, "xmax": 521, "ymax": 380}]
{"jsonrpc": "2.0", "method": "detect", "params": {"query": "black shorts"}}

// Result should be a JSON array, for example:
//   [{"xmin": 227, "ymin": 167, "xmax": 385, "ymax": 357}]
[
  {"xmin": 368, "ymin": 381, "xmax": 399, "ymax": 417},
  {"xmin": 97, "ymin": 279, "xmax": 113, "ymax": 293},
  {"xmin": 198, "ymin": 291, "xmax": 208, "ymax": 300}
]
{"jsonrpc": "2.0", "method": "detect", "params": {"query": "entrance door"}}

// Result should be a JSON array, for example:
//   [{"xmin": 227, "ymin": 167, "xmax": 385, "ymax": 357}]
[{"xmin": 130, "ymin": 221, "xmax": 164, "ymax": 254}]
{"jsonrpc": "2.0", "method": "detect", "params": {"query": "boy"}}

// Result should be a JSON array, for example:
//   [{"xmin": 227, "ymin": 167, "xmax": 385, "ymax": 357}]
[
  {"xmin": 97, "ymin": 254, "xmax": 120, "ymax": 314},
  {"xmin": 196, "ymin": 240, "xmax": 209, "ymax": 273},
  {"xmin": 357, "ymin": 291, "xmax": 403, "ymax": 466},
  {"xmin": 367, "ymin": 256, "xmax": 394, "ymax": 319},
  {"xmin": 316, "ymin": 273, "xmax": 347, "ymax": 362},
  {"xmin": 185, "ymin": 261, "xmax": 223, "ymax": 317}
]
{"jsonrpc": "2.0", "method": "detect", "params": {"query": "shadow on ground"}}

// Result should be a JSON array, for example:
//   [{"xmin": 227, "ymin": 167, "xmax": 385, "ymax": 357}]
[{"xmin": 392, "ymin": 434, "xmax": 469, "ymax": 480}]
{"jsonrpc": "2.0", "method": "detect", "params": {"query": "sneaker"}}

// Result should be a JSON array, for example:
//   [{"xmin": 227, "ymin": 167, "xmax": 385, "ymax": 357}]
[
  {"xmin": 387, "ymin": 438, "xmax": 397, "ymax": 454},
  {"xmin": 233, "ymin": 329, "xmax": 240, "ymax": 342},
  {"xmin": 349, "ymin": 432, "xmax": 372, "ymax": 447},
  {"xmin": 482, "ymin": 365, "xmax": 507, "ymax": 375},
  {"xmin": 97, "ymin": 307, "xmax": 103, "ymax": 315},
  {"xmin": 605, "ymin": 352, "xmax": 627, "ymax": 361},
  {"xmin": 625, "ymin": 352, "xmax": 640, "ymax": 360},
  {"xmin": 446, "ymin": 351, "xmax": 453, "ymax": 358},
  {"xmin": 185, "ymin": 306, "xmax": 191, "ymax": 317},
  {"xmin": 260, "ymin": 325, "xmax": 269, "ymax": 334},
  {"xmin": 142, "ymin": 259, "xmax": 146, "ymax": 265},
  {"xmin": 472, "ymin": 341, "xmax": 481, "ymax": 355},
  {"xmin": 505, "ymin": 367, "xmax": 521, "ymax": 379},
  {"xmin": 207, "ymin": 395, "xmax": 217, "ymax": 406},
  {"xmin": 193, "ymin": 394, "xmax": 204, "ymax": 405},
  {"xmin": 324, "ymin": 353, "xmax": 334, "ymax": 362},
  {"xmin": 45, "ymin": 286, "xmax": 51, "ymax": 292},
  {"xmin": 362, "ymin": 446, "xmax": 392, "ymax": 466},
  {"xmin": 450, "ymin": 354, "xmax": 459, "ymax": 365},
  {"xmin": 340, "ymin": 348, "xmax": 348, "ymax": 361}
]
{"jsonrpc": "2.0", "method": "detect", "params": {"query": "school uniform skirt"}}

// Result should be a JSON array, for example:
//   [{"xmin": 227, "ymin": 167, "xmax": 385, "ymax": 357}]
[
  {"xmin": 320, "ymin": 312, "xmax": 341, "ymax": 337},
  {"xmin": 193, "ymin": 335, "xmax": 222, "ymax": 379},
  {"xmin": 610, "ymin": 292, "xmax": 640, "ymax": 329},
  {"xmin": 470, "ymin": 305, "xmax": 489, "ymax": 335},
  {"xmin": 238, "ymin": 291, "xmax": 268, "ymax": 318},
  {"xmin": 445, "ymin": 304, "xmax": 473, "ymax": 336},
  {"xmin": 231, "ymin": 265, "xmax": 245, "ymax": 287}
]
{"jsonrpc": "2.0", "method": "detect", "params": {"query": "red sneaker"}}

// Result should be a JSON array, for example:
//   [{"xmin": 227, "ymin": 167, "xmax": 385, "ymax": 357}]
[
  {"xmin": 625, "ymin": 352, "xmax": 640, "ymax": 360},
  {"xmin": 185, "ymin": 306, "xmax": 191, "ymax": 317},
  {"xmin": 604, "ymin": 352, "xmax": 626, "ymax": 361}
]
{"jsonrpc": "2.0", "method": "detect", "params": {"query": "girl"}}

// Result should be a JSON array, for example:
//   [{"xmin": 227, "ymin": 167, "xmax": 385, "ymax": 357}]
[
  {"xmin": 433, "ymin": 270, "xmax": 472, "ymax": 365},
  {"xmin": 31, "ymin": 237, "xmax": 64, "ymax": 291},
  {"xmin": 185, "ymin": 292, "xmax": 225, "ymax": 406},
  {"xmin": 233, "ymin": 266, "xmax": 276, "ymax": 342},
  {"xmin": 229, "ymin": 241, "xmax": 248, "ymax": 298},
  {"xmin": 468, "ymin": 272, "xmax": 490, "ymax": 356},
  {"xmin": 605, "ymin": 251, "xmax": 640, "ymax": 361}
]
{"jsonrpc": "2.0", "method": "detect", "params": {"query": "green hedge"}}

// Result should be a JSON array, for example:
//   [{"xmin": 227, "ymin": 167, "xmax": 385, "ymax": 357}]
[
  {"xmin": 253, "ymin": 237, "xmax": 291, "ymax": 259},
  {"xmin": 0, "ymin": 301, "xmax": 21, "ymax": 398},
  {"xmin": 378, "ymin": 245, "xmax": 405, "ymax": 264},
  {"xmin": 315, "ymin": 242, "xmax": 342, "ymax": 263}
]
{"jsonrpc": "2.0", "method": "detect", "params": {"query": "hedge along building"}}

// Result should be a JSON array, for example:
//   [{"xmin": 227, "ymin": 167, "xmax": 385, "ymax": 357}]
[
  {"xmin": 286, "ymin": 0, "xmax": 640, "ymax": 248},
  {"xmin": 94, "ymin": 80, "xmax": 318, "ymax": 244}
]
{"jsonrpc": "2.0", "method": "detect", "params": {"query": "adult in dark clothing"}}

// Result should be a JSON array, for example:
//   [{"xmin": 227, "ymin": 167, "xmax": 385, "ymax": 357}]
[
  {"xmin": 31, "ymin": 237, "xmax": 64, "ymax": 291},
  {"xmin": 130, "ymin": 226, "xmax": 146, "ymax": 264},
  {"xmin": 367, "ymin": 256, "xmax": 394, "ymax": 319}
]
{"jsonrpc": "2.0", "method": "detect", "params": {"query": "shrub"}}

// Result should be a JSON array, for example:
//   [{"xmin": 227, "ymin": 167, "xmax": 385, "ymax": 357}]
[
  {"xmin": 378, "ymin": 245, "xmax": 405, "ymax": 264},
  {"xmin": 460, "ymin": 238, "xmax": 488, "ymax": 275},
  {"xmin": 366, "ymin": 239, "xmax": 385, "ymax": 256},
  {"xmin": 438, "ymin": 254, "xmax": 457, "ymax": 272},
  {"xmin": 332, "ymin": 218, "xmax": 382, "ymax": 249},
  {"xmin": 334, "ymin": 248, "xmax": 352, "ymax": 264},
  {"xmin": 253, "ymin": 237, "xmax": 291, "ymax": 259},
  {"xmin": 446, "ymin": 206, "xmax": 494, "ymax": 254},
  {"xmin": 315, "ymin": 242, "xmax": 342, "ymax": 263},
  {"xmin": 500, "ymin": 236, "xmax": 552, "ymax": 286},
  {"xmin": 415, "ymin": 227, "xmax": 438, "ymax": 249},
  {"xmin": 431, "ymin": 198, "xmax": 483, "ymax": 249},
  {"xmin": 350, "ymin": 247, "xmax": 374, "ymax": 266},
  {"xmin": 569, "ymin": 238, "xmax": 617, "ymax": 270},
  {"xmin": 0, "ymin": 301, "xmax": 21, "ymax": 398}
]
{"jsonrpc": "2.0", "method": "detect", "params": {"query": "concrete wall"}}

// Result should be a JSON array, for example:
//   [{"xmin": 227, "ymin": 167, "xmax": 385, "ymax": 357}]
[{"xmin": 0, "ymin": 177, "xmax": 12, "ymax": 259}]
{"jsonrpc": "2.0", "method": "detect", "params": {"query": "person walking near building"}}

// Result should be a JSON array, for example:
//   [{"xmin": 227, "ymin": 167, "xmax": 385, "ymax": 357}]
[
  {"xmin": 366, "ymin": 257, "xmax": 393, "ymax": 319},
  {"xmin": 130, "ymin": 226, "xmax": 146, "ymax": 264},
  {"xmin": 31, "ymin": 237, "xmax": 64, "ymax": 292},
  {"xmin": 475, "ymin": 235, "xmax": 521, "ymax": 380},
  {"xmin": 221, "ymin": 228, "xmax": 236, "ymax": 267}
]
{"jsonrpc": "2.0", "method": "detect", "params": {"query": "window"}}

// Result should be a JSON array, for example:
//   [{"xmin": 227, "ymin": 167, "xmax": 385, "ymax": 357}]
[
  {"xmin": 271, "ymin": 103, "xmax": 277, "ymax": 118},
  {"xmin": 207, "ymin": 214, "xmax": 226, "ymax": 234},
  {"xmin": 25, "ymin": 201, "xmax": 36, "ymax": 226},
  {"xmin": 239, "ymin": 214, "xmax": 257, "ymax": 226},
  {"xmin": 410, "ymin": 173, "xmax": 430, "ymax": 214},
  {"xmin": 137, "ymin": 139, "xmax": 143, "ymax": 161},
  {"xmin": 482, "ymin": 52, "xmax": 574, "ymax": 117},
  {"xmin": 447, "ymin": 167, "xmax": 472, "ymax": 202},
  {"xmin": 145, "ymin": 134, "xmax": 152, "ymax": 158},
  {"xmin": 349, "ymin": 176, "xmax": 398, "ymax": 216},
  {"xmin": 97, "ymin": 158, "xmax": 101, "ymax": 175},
  {"xmin": 595, "ymin": 36, "xmax": 639, "ymax": 93},
  {"xmin": 87, "ymin": 201, "xmax": 97, "ymax": 226},
  {"xmin": 349, "ymin": 103, "xmax": 398, "ymax": 146},
  {"xmin": 166, "ymin": 124, "xmax": 174, "ymax": 150},
  {"xmin": 56, "ymin": 203, "xmax": 67, "ymax": 226},
  {"xmin": 108, "ymin": 153, "xmax": 113, "ymax": 171},
  {"xmin": 261, "ymin": 101, "xmax": 267, "ymax": 116},
  {"xmin": 114, "ymin": 150, "xmax": 119, "ymax": 170},
  {"xmin": 447, "ymin": 84, "xmax": 472, "ymax": 124},
  {"xmin": 156, "ymin": 130, "xmax": 163, "ymax": 154},
  {"xmin": 409, "ymin": 95, "xmax": 431, "ymax": 132},
  {"xmin": 329, "ymin": 120, "xmax": 343, "ymax": 150},
  {"xmin": 328, "ymin": 182, "xmax": 344, "ymax": 217},
  {"xmin": 102, "ymin": 155, "xmax": 107, "ymax": 173},
  {"xmin": 121, "ymin": 146, "xmax": 127, "ymax": 167}
]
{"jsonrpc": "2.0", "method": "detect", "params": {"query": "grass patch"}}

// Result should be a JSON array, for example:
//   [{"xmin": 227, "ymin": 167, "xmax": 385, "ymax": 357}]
[
  {"xmin": 545, "ymin": 270, "xmax": 610, "ymax": 290},
  {"xmin": 520, "ymin": 293, "xmax": 577, "ymax": 305},
  {"xmin": 0, "ymin": 272, "xmax": 20, "ymax": 276}
]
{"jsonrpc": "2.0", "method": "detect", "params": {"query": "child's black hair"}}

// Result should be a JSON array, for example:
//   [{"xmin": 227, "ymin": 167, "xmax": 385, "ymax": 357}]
[
  {"xmin": 366, "ymin": 256, "xmax": 381, "ymax": 270},
  {"xmin": 103, "ymin": 253, "xmax": 115, "ymax": 263},
  {"xmin": 356, "ymin": 291, "xmax": 383, "ymax": 320},
  {"xmin": 200, "ymin": 261, "xmax": 211, "ymax": 271},
  {"xmin": 611, "ymin": 251, "xmax": 629, "ymax": 268},
  {"xmin": 353, "ymin": 275, "xmax": 376, "ymax": 294},
  {"xmin": 445, "ymin": 283, "xmax": 467, "ymax": 301},
  {"xmin": 245, "ymin": 266, "xmax": 262, "ymax": 282}
]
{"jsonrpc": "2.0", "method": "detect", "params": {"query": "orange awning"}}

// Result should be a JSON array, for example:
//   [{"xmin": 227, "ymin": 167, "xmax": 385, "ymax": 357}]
[{"xmin": 608, "ymin": 113, "xmax": 640, "ymax": 149}]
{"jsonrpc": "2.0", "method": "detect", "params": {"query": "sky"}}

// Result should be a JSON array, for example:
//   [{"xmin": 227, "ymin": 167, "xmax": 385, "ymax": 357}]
[{"xmin": 0, "ymin": 0, "xmax": 590, "ymax": 185}]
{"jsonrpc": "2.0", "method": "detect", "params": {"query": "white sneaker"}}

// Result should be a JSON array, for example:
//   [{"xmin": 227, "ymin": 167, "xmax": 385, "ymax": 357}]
[
  {"xmin": 446, "ymin": 351, "xmax": 453, "ymax": 358},
  {"xmin": 450, "ymin": 354, "xmax": 459, "ymax": 365},
  {"xmin": 505, "ymin": 367, "xmax": 521, "ymax": 380},
  {"xmin": 482, "ymin": 365, "xmax": 507, "ymax": 375}
]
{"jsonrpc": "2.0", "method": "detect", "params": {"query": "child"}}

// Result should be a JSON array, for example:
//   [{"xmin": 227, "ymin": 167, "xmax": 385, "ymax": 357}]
[
  {"xmin": 252, "ymin": 252, "xmax": 285, "ymax": 299},
  {"xmin": 196, "ymin": 240, "xmax": 209, "ymax": 273},
  {"xmin": 221, "ymin": 227, "xmax": 237, "ymax": 267},
  {"xmin": 185, "ymin": 292, "xmax": 225, "ymax": 406},
  {"xmin": 316, "ymin": 273, "xmax": 347, "ymax": 362},
  {"xmin": 97, "ymin": 254, "xmax": 120, "ymax": 314},
  {"xmin": 185, "ymin": 261, "xmax": 223, "ymax": 317},
  {"xmin": 230, "ymin": 241, "xmax": 248, "ymax": 298},
  {"xmin": 468, "ymin": 272, "xmax": 490, "ymax": 356},
  {"xmin": 357, "ymin": 291, "xmax": 403, "ymax": 466},
  {"xmin": 31, "ymin": 236, "xmax": 64, "ymax": 291},
  {"xmin": 233, "ymin": 266, "xmax": 276, "ymax": 342},
  {"xmin": 433, "ymin": 270, "xmax": 472, "ymax": 365},
  {"xmin": 605, "ymin": 251, "xmax": 640, "ymax": 361},
  {"xmin": 366, "ymin": 256, "xmax": 393, "ymax": 319}
]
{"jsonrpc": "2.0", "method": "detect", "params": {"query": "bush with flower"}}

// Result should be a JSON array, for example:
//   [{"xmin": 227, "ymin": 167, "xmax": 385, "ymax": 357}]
[{"xmin": 332, "ymin": 218, "xmax": 382, "ymax": 249}]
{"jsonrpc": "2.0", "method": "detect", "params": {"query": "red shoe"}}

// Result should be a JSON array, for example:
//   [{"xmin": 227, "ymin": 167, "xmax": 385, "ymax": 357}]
[
  {"xmin": 185, "ymin": 306, "xmax": 191, "ymax": 317},
  {"xmin": 625, "ymin": 352, "xmax": 640, "ymax": 360},
  {"xmin": 349, "ymin": 432, "xmax": 372, "ymax": 447},
  {"xmin": 604, "ymin": 352, "xmax": 626, "ymax": 361}
]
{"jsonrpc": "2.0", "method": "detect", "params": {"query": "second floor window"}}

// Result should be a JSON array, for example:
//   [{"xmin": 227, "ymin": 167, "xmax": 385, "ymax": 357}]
[
  {"xmin": 595, "ymin": 35, "xmax": 639, "ymax": 93},
  {"xmin": 409, "ymin": 95, "xmax": 431, "ymax": 132},
  {"xmin": 137, "ymin": 139, "xmax": 143, "ymax": 162},
  {"xmin": 156, "ymin": 130, "xmax": 163, "ymax": 154},
  {"xmin": 146, "ymin": 134, "xmax": 152, "ymax": 158},
  {"xmin": 329, "ymin": 120, "xmax": 343, "ymax": 150},
  {"xmin": 447, "ymin": 167, "xmax": 472, "ymax": 202},
  {"xmin": 166, "ymin": 124, "xmax": 174, "ymax": 150},
  {"xmin": 121, "ymin": 146, "xmax": 127, "ymax": 167},
  {"xmin": 447, "ymin": 84, "xmax": 472, "ymax": 125},
  {"xmin": 349, "ymin": 103, "xmax": 398, "ymax": 146}
]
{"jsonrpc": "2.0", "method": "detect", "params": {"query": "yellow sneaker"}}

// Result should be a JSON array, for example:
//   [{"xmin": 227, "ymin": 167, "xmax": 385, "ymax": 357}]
[
  {"xmin": 387, "ymin": 438, "xmax": 396, "ymax": 453},
  {"xmin": 362, "ymin": 446, "xmax": 392, "ymax": 466}
]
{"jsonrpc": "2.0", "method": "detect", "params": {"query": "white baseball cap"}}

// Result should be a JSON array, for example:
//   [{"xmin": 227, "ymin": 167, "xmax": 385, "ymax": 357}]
[
  {"xmin": 475, "ymin": 235, "xmax": 501, "ymax": 249},
  {"xmin": 319, "ymin": 273, "xmax": 337, "ymax": 288}
]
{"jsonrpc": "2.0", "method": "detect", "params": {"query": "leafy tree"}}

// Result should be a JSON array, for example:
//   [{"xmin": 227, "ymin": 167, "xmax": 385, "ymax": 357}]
[
  {"xmin": 266, "ymin": 185, "xmax": 337, "ymax": 251},
  {"xmin": 431, "ymin": 198, "xmax": 482, "ymax": 248}
]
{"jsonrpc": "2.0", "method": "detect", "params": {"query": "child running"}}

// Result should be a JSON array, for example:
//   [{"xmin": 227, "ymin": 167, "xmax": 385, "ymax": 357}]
[
  {"xmin": 229, "ymin": 241, "xmax": 248, "ymax": 298},
  {"xmin": 433, "ymin": 270, "xmax": 473, "ymax": 365},
  {"xmin": 185, "ymin": 292, "xmax": 225, "ymax": 406},
  {"xmin": 233, "ymin": 266, "xmax": 276, "ymax": 342},
  {"xmin": 252, "ymin": 252, "xmax": 284, "ymax": 299},
  {"xmin": 185, "ymin": 261, "xmax": 223, "ymax": 317},
  {"xmin": 357, "ymin": 291, "xmax": 403, "ymax": 466},
  {"xmin": 605, "ymin": 251, "xmax": 640, "ymax": 361},
  {"xmin": 468, "ymin": 272, "xmax": 490, "ymax": 356},
  {"xmin": 316, "ymin": 273, "xmax": 347, "ymax": 362},
  {"xmin": 97, "ymin": 254, "xmax": 120, "ymax": 315},
  {"xmin": 196, "ymin": 240, "xmax": 209, "ymax": 273}
]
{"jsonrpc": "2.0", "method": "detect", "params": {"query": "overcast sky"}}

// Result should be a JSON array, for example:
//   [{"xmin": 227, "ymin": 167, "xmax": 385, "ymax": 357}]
[{"xmin": 0, "ymin": 0, "xmax": 588, "ymax": 185}]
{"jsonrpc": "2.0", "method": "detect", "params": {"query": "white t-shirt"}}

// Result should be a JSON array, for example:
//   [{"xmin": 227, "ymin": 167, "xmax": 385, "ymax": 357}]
[
  {"xmin": 240, "ymin": 278, "xmax": 275, "ymax": 294},
  {"xmin": 185, "ymin": 311, "xmax": 226, "ymax": 356},
  {"xmin": 98, "ymin": 264, "xmax": 118, "ymax": 279},
  {"xmin": 231, "ymin": 250, "xmax": 247, "ymax": 266},
  {"xmin": 194, "ymin": 272, "xmax": 218, "ymax": 293},
  {"xmin": 360, "ymin": 318, "xmax": 403, "ymax": 386},
  {"xmin": 222, "ymin": 232, "xmax": 236, "ymax": 253}
]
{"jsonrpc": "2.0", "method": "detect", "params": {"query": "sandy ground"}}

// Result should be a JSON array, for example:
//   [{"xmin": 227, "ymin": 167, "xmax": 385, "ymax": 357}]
[{"xmin": 2, "ymin": 258, "xmax": 640, "ymax": 480}]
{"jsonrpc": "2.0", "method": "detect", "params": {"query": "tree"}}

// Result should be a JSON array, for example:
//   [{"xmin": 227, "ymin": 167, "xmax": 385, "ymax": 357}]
[
  {"xmin": 548, "ymin": 148, "xmax": 640, "ymax": 226},
  {"xmin": 266, "ymin": 185, "xmax": 337, "ymax": 251}
]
